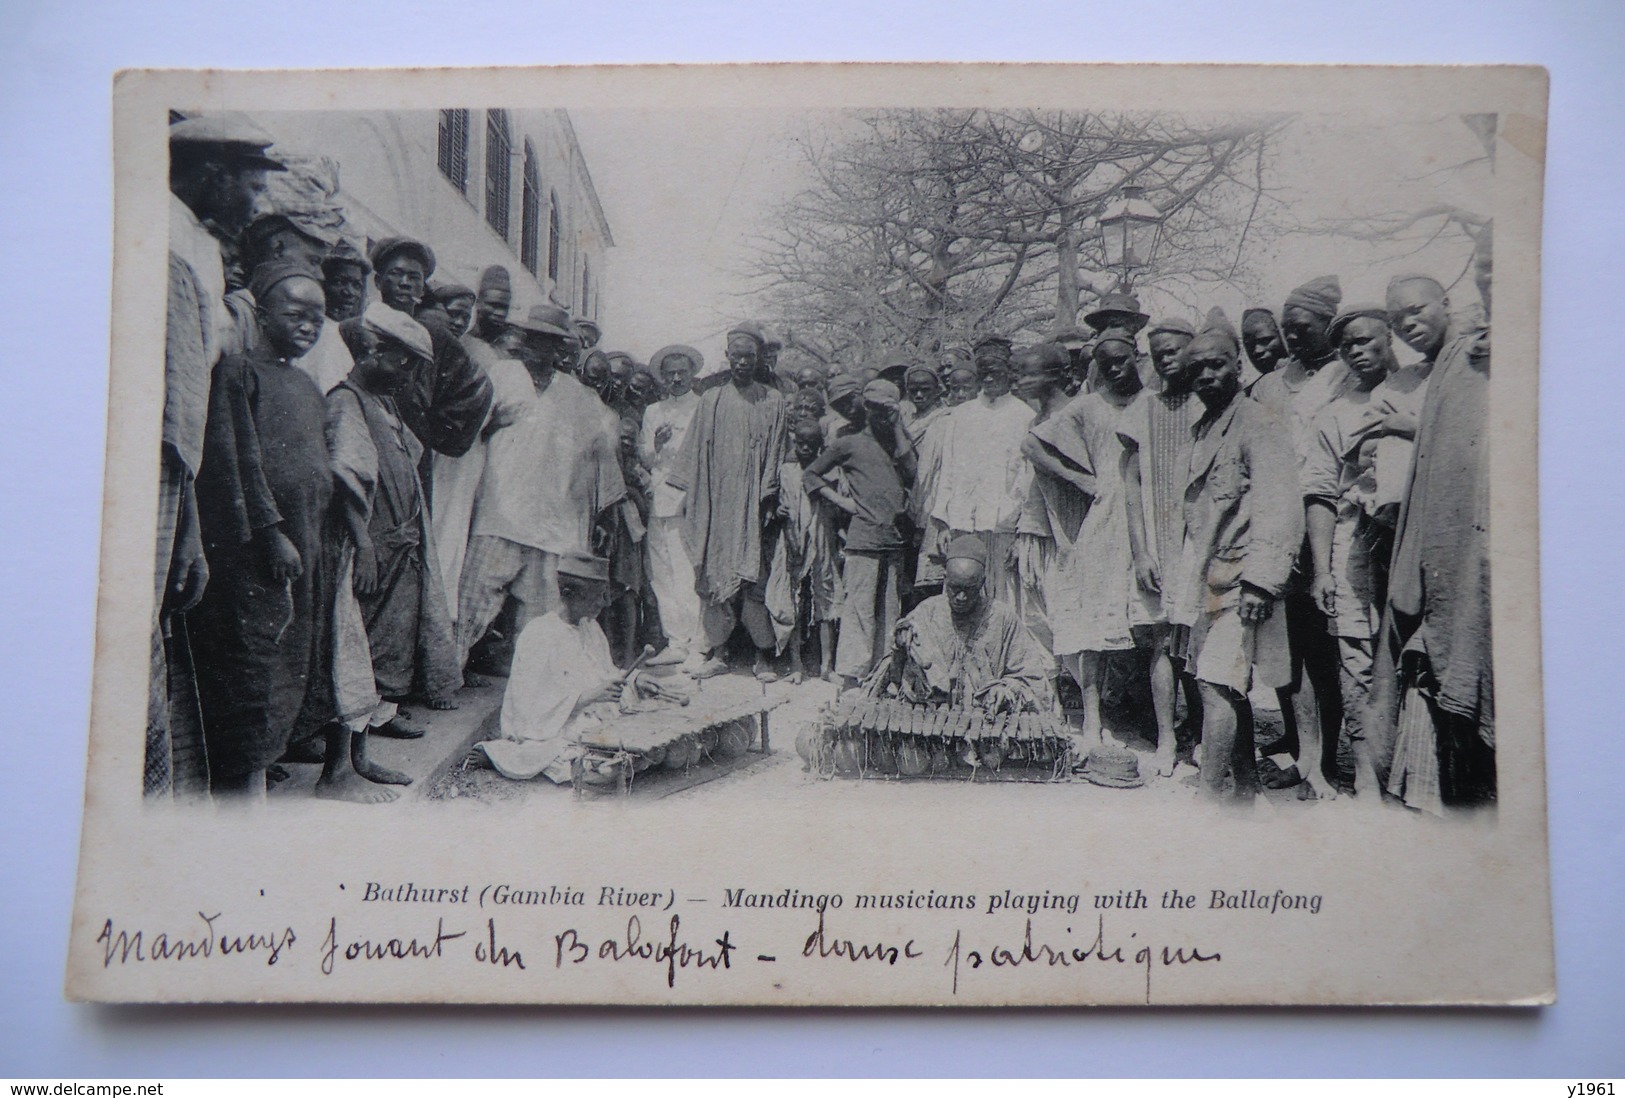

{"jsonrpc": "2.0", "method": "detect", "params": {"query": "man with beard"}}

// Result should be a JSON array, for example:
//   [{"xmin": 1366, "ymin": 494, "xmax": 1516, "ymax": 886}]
[
  {"xmin": 1241, "ymin": 307, "xmax": 1288, "ymax": 391},
  {"xmin": 1172, "ymin": 328, "xmax": 1302, "ymax": 803},
  {"xmin": 365, "ymin": 236, "xmax": 493, "ymax": 461},
  {"xmin": 931, "ymin": 334, "xmax": 1035, "ymax": 606},
  {"xmin": 1250, "ymin": 275, "xmax": 1351, "ymax": 798},
  {"xmin": 665, "ymin": 324, "xmax": 789, "ymax": 681},
  {"xmin": 1371, "ymin": 271, "xmax": 1494, "ymax": 814}
]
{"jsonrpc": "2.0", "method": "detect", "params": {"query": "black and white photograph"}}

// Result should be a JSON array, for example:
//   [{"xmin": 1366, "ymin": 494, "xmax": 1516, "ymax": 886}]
[{"xmin": 68, "ymin": 63, "xmax": 1549, "ymax": 1008}]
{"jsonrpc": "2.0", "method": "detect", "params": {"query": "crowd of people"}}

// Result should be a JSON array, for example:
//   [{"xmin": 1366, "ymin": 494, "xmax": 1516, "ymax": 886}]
[{"xmin": 148, "ymin": 112, "xmax": 1495, "ymax": 815}]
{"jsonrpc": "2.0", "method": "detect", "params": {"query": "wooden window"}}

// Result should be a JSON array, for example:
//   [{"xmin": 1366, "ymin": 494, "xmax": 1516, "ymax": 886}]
[
  {"xmin": 520, "ymin": 140, "xmax": 541, "ymax": 276},
  {"xmin": 547, "ymin": 190, "xmax": 562, "ymax": 286},
  {"xmin": 437, "ymin": 109, "xmax": 470, "ymax": 193},
  {"xmin": 484, "ymin": 109, "xmax": 512, "ymax": 240}
]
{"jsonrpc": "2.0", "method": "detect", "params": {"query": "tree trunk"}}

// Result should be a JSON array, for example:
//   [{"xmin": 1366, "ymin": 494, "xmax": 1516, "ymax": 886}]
[{"xmin": 1054, "ymin": 224, "xmax": 1080, "ymax": 331}]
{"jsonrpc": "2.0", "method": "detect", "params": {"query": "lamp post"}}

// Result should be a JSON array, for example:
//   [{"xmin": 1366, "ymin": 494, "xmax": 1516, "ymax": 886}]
[{"xmin": 1098, "ymin": 184, "xmax": 1163, "ymax": 292}]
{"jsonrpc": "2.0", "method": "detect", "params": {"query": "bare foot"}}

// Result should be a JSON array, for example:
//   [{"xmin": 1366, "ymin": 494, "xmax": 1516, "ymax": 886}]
[
  {"xmin": 352, "ymin": 735, "xmax": 413, "ymax": 785},
  {"xmin": 1300, "ymin": 774, "xmax": 1336, "ymax": 801},
  {"xmin": 314, "ymin": 770, "xmax": 400, "ymax": 803},
  {"xmin": 788, "ymin": 671, "xmax": 805, "ymax": 686},
  {"xmin": 820, "ymin": 669, "xmax": 834, "ymax": 683},
  {"xmin": 1152, "ymin": 744, "xmax": 1178, "ymax": 778},
  {"xmin": 420, "ymin": 695, "xmax": 458, "ymax": 711}
]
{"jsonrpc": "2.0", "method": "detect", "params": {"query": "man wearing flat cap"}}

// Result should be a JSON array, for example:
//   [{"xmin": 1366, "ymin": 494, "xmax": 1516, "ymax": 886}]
[
  {"xmin": 319, "ymin": 303, "xmax": 460, "ymax": 802},
  {"xmin": 150, "ymin": 115, "xmax": 286, "ymax": 796},
  {"xmin": 359, "ymin": 235, "xmax": 494, "ymax": 462},
  {"xmin": 454, "ymin": 304, "xmax": 625, "ymax": 675},
  {"xmin": 666, "ymin": 322, "xmax": 789, "ymax": 680},
  {"xmin": 1250, "ymin": 275, "xmax": 1354, "ymax": 799}
]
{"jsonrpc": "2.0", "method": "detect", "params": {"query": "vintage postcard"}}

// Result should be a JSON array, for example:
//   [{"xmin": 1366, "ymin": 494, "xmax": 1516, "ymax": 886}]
[{"xmin": 69, "ymin": 63, "xmax": 1550, "ymax": 1006}]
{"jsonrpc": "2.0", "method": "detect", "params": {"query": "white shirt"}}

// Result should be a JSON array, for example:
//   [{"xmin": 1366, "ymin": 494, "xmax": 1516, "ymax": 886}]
[
  {"xmin": 640, "ymin": 390, "xmax": 700, "ymax": 519},
  {"xmin": 932, "ymin": 392, "xmax": 1036, "ymax": 533}
]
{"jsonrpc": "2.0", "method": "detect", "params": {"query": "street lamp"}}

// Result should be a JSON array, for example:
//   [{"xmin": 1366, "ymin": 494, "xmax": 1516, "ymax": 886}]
[{"xmin": 1098, "ymin": 184, "xmax": 1163, "ymax": 291}]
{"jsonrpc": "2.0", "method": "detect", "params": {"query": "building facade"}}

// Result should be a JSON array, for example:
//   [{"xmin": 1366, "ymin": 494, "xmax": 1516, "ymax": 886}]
[{"xmin": 239, "ymin": 109, "xmax": 612, "ymax": 322}]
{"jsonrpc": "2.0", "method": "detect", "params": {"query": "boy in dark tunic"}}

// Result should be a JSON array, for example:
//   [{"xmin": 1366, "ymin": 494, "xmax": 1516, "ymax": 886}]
[{"xmin": 191, "ymin": 261, "xmax": 334, "ymax": 798}]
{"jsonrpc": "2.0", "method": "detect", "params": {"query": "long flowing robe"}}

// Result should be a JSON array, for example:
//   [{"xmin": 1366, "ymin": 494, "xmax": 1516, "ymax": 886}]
[
  {"xmin": 1031, "ymin": 387, "xmax": 1156, "ymax": 655},
  {"xmin": 327, "ymin": 380, "xmax": 462, "ymax": 701},
  {"xmin": 666, "ymin": 381, "xmax": 788, "ymax": 602},
  {"xmin": 899, "ymin": 595, "xmax": 1054, "ymax": 711},
  {"xmin": 1370, "ymin": 329, "xmax": 1493, "ymax": 791},
  {"xmin": 190, "ymin": 343, "xmax": 333, "ymax": 779},
  {"xmin": 148, "ymin": 252, "xmax": 214, "ymax": 797},
  {"xmin": 482, "ymin": 612, "xmax": 620, "ymax": 782}
]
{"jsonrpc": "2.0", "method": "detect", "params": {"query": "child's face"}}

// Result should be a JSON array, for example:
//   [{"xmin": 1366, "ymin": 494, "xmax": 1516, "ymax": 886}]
[
  {"xmin": 618, "ymin": 421, "xmax": 639, "ymax": 458},
  {"xmin": 793, "ymin": 427, "xmax": 823, "ymax": 465},
  {"xmin": 258, "ymin": 277, "xmax": 326, "ymax": 358}
]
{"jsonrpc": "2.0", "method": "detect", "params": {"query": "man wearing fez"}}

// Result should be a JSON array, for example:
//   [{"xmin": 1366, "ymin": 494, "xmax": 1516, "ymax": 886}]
[
  {"xmin": 472, "ymin": 265, "xmax": 513, "ymax": 347},
  {"xmin": 666, "ymin": 323, "xmax": 789, "ymax": 680},
  {"xmin": 1250, "ymin": 275, "xmax": 1353, "ymax": 798},
  {"xmin": 367, "ymin": 236, "xmax": 493, "ymax": 460},
  {"xmin": 931, "ymin": 333, "xmax": 1035, "ymax": 607},
  {"xmin": 322, "ymin": 240, "xmax": 370, "ymax": 323},
  {"xmin": 455, "ymin": 304, "xmax": 624, "ymax": 672},
  {"xmin": 189, "ymin": 261, "xmax": 334, "ymax": 799},
  {"xmin": 1371, "ymin": 272, "xmax": 1495, "ymax": 814},
  {"xmin": 1171, "ymin": 325, "xmax": 1302, "ymax": 802},
  {"xmin": 151, "ymin": 115, "xmax": 284, "ymax": 797}
]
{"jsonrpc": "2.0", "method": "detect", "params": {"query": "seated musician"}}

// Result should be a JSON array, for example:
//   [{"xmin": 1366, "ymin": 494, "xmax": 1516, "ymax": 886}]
[
  {"xmin": 891, "ymin": 535, "xmax": 1055, "ymax": 714},
  {"xmin": 479, "ymin": 551, "xmax": 634, "ymax": 783}
]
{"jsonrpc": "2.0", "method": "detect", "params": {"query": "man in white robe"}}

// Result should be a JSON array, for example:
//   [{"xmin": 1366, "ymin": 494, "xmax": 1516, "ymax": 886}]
[{"xmin": 480, "ymin": 553, "xmax": 627, "ymax": 784}]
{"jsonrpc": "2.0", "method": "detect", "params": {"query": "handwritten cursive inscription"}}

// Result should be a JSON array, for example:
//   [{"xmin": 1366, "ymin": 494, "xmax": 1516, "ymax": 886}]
[{"xmin": 944, "ymin": 916, "xmax": 1221, "ymax": 1002}]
